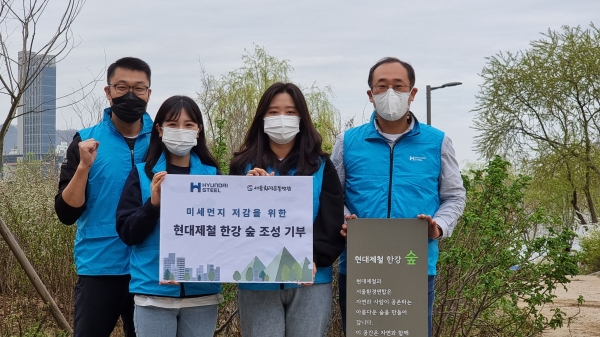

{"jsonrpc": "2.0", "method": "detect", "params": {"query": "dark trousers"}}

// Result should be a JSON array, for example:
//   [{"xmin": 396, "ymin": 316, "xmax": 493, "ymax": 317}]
[
  {"xmin": 73, "ymin": 275, "xmax": 136, "ymax": 337},
  {"xmin": 338, "ymin": 273, "xmax": 436, "ymax": 337}
]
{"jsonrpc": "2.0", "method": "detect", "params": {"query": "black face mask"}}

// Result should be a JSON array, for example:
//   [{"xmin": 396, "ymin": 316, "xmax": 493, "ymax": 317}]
[{"xmin": 111, "ymin": 91, "xmax": 148, "ymax": 123}]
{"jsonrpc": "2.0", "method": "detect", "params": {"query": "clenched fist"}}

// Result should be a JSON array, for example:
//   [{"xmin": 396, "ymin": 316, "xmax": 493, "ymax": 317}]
[{"xmin": 78, "ymin": 139, "xmax": 100, "ymax": 169}]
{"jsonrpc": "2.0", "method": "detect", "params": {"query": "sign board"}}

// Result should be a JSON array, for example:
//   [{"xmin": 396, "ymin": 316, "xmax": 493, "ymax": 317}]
[
  {"xmin": 347, "ymin": 218, "xmax": 428, "ymax": 336},
  {"xmin": 159, "ymin": 175, "xmax": 313, "ymax": 283}
]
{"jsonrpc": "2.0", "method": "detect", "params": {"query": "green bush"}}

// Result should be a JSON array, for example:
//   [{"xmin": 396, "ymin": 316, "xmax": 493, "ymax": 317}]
[
  {"xmin": 579, "ymin": 229, "xmax": 600, "ymax": 274},
  {"xmin": 434, "ymin": 156, "xmax": 581, "ymax": 336}
]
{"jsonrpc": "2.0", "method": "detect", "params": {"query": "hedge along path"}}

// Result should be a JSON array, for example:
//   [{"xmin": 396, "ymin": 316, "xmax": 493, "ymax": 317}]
[{"xmin": 0, "ymin": 215, "xmax": 72, "ymax": 334}]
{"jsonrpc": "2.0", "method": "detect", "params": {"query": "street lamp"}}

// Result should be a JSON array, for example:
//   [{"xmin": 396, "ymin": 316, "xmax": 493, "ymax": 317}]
[{"xmin": 426, "ymin": 82, "xmax": 462, "ymax": 125}]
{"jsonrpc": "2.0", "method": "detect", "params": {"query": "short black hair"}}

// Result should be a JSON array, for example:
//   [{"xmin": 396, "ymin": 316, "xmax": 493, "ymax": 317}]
[
  {"xmin": 368, "ymin": 57, "xmax": 415, "ymax": 88},
  {"xmin": 107, "ymin": 57, "xmax": 151, "ymax": 86}
]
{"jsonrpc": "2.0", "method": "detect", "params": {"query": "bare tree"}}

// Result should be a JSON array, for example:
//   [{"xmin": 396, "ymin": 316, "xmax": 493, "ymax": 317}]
[
  {"xmin": 0, "ymin": 1, "xmax": 92, "ymax": 333},
  {"xmin": 0, "ymin": 0, "xmax": 97, "ymax": 173},
  {"xmin": 68, "ymin": 91, "xmax": 105, "ymax": 129}
]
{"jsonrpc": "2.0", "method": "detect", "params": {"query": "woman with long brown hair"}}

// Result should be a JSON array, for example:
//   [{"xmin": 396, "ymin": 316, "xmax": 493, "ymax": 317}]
[{"xmin": 230, "ymin": 82, "xmax": 345, "ymax": 337}]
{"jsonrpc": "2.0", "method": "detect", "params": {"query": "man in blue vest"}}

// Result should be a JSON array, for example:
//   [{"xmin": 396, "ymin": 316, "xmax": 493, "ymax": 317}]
[
  {"xmin": 332, "ymin": 57, "xmax": 466, "ymax": 337},
  {"xmin": 54, "ymin": 57, "xmax": 153, "ymax": 337}
]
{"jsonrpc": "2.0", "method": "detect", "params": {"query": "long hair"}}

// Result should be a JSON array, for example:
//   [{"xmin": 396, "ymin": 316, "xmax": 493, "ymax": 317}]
[
  {"xmin": 229, "ymin": 82, "xmax": 327, "ymax": 176},
  {"xmin": 144, "ymin": 95, "xmax": 218, "ymax": 179}
]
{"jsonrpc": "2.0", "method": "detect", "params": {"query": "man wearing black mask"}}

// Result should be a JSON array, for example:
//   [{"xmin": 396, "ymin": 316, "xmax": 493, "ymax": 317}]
[{"xmin": 55, "ymin": 57, "xmax": 153, "ymax": 337}]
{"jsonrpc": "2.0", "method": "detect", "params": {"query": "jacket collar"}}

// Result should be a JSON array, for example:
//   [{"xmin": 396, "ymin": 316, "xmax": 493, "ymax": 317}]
[
  {"xmin": 152, "ymin": 152, "xmax": 203, "ymax": 174},
  {"xmin": 365, "ymin": 110, "xmax": 421, "ymax": 141}
]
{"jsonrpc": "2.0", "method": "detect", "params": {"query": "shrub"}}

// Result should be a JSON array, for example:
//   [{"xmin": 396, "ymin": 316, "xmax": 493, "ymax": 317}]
[
  {"xmin": 579, "ymin": 229, "xmax": 600, "ymax": 274},
  {"xmin": 434, "ymin": 156, "xmax": 580, "ymax": 336},
  {"xmin": 0, "ymin": 158, "xmax": 77, "ymax": 336}
]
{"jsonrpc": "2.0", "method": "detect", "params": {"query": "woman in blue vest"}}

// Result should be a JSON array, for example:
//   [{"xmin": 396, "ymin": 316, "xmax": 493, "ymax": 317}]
[
  {"xmin": 116, "ymin": 95, "xmax": 222, "ymax": 337},
  {"xmin": 229, "ymin": 82, "xmax": 345, "ymax": 337}
]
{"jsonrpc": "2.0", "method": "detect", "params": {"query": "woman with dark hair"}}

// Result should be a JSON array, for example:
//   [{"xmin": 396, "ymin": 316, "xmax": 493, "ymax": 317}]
[
  {"xmin": 230, "ymin": 82, "xmax": 345, "ymax": 336},
  {"xmin": 116, "ymin": 95, "xmax": 221, "ymax": 337}
]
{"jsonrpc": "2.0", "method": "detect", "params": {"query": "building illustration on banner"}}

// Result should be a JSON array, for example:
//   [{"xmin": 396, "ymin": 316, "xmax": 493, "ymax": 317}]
[
  {"xmin": 162, "ymin": 253, "xmax": 221, "ymax": 281},
  {"xmin": 162, "ymin": 247, "xmax": 312, "ymax": 283},
  {"xmin": 159, "ymin": 175, "xmax": 314, "ymax": 283}
]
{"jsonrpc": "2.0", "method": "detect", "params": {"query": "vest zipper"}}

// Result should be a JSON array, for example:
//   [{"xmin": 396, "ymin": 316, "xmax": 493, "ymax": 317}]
[
  {"xmin": 180, "ymin": 283, "xmax": 185, "ymax": 297},
  {"xmin": 111, "ymin": 120, "xmax": 139, "ymax": 168},
  {"xmin": 380, "ymin": 120, "xmax": 418, "ymax": 218},
  {"xmin": 388, "ymin": 145, "xmax": 394, "ymax": 218},
  {"xmin": 387, "ymin": 135, "xmax": 405, "ymax": 218}
]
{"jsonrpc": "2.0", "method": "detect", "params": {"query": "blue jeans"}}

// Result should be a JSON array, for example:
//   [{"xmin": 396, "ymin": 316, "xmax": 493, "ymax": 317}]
[
  {"xmin": 238, "ymin": 283, "xmax": 333, "ymax": 337},
  {"xmin": 133, "ymin": 304, "xmax": 218, "ymax": 337},
  {"xmin": 339, "ymin": 274, "xmax": 436, "ymax": 337}
]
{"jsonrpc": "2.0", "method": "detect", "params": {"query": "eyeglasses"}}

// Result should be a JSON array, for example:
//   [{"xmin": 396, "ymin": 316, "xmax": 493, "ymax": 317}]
[
  {"xmin": 108, "ymin": 84, "xmax": 150, "ymax": 96},
  {"xmin": 373, "ymin": 84, "xmax": 412, "ymax": 93}
]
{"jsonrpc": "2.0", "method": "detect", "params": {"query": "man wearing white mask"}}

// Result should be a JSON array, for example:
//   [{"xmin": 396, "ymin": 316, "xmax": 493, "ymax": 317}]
[{"xmin": 332, "ymin": 57, "xmax": 466, "ymax": 337}]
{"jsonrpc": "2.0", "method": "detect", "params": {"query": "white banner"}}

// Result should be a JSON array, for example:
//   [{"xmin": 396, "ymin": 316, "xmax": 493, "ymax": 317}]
[{"xmin": 159, "ymin": 175, "xmax": 314, "ymax": 283}]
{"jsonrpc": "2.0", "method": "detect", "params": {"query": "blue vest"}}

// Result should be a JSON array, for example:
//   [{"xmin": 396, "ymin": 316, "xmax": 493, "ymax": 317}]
[
  {"xmin": 75, "ymin": 108, "xmax": 152, "ymax": 275},
  {"xmin": 339, "ymin": 112, "xmax": 444, "ymax": 276},
  {"xmin": 130, "ymin": 152, "xmax": 221, "ymax": 297},
  {"xmin": 238, "ymin": 160, "xmax": 328, "ymax": 290}
]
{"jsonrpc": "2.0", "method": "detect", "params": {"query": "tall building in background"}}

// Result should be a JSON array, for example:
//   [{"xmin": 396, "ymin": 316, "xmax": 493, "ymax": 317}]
[{"xmin": 17, "ymin": 52, "xmax": 56, "ymax": 159}]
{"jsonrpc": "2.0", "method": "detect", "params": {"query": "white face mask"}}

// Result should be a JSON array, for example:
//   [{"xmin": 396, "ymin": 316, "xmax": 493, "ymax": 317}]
[
  {"xmin": 161, "ymin": 127, "xmax": 198, "ymax": 156},
  {"xmin": 373, "ymin": 88, "xmax": 411, "ymax": 121},
  {"xmin": 263, "ymin": 115, "xmax": 301, "ymax": 145}
]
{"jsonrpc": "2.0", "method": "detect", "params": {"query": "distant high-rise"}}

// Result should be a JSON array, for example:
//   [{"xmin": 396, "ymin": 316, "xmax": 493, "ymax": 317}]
[{"xmin": 17, "ymin": 52, "xmax": 56, "ymax": 159}]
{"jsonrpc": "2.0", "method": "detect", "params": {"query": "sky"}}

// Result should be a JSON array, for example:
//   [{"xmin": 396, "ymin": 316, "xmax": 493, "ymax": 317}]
[{"xmin": 1, "ymin": 0, "xmax": 598, "ymax": 167}]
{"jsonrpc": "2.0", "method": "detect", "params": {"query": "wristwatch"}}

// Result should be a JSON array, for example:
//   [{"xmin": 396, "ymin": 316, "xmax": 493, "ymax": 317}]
[{"xmin": 436, "ymin": 225, "xmax": 443, "ymax": 239}]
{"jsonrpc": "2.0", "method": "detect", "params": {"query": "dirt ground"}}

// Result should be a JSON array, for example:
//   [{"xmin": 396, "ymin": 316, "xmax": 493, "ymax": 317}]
[{"xmin": 541, "ymin": 274, "xmax": 600, "ymax": 337}]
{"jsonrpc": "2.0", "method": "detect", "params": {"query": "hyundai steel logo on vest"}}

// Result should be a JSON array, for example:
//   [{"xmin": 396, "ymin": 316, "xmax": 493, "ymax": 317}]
[
  {"xmin": 190, "ymin": 182, "xmax": 228, "ymax": 193},
  {"xmin": 409, "ymin": 156, "xmax": 426, "ymax": 161}
]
